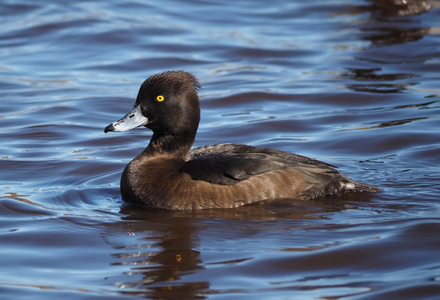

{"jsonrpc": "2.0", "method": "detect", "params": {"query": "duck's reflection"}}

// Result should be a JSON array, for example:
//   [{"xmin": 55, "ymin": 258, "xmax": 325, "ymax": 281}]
[
  {"xmin": 109, "ymin": 207, "xmax": 207, "ymax": 299},
  {"xmin": 104, "ymin": 198, "xmax": 353, "ymax": 299}
]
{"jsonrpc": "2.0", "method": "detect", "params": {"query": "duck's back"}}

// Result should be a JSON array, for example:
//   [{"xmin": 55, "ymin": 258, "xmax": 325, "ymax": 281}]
[{"xmin": 182, "ymin": 143, "xmax": 379, "ymax": 200}]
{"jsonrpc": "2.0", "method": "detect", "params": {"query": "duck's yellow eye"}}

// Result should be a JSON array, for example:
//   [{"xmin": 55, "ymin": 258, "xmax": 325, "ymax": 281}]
[{"xmin": 156, "ymin": 95, "xmax": 165, "ymax": 102}]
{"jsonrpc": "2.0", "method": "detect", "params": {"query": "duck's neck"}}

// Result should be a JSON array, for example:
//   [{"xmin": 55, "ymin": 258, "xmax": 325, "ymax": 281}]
[{"xmin": 144, "ymin": 133, "xmax": 194, "ymax": 160}]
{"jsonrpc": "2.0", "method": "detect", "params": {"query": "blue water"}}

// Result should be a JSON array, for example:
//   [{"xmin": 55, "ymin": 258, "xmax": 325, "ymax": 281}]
[{"xmin": 1, "ymin": 0, "xmax": 440, "ymax": 299}]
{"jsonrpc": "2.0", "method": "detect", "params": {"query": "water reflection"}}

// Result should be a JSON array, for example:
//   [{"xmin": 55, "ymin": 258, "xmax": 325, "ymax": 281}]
[
  {"xmin": 341, "ymin": 116, "xmax": 428, "ymax": 131},
  {"xmin": 105, "ymin": 208, "xmax": 206, "ymax": 299},
  {"xmin": 0, "ymin": 192, "xmax": 57, "ymax": 218},
  {"xmin": 360, "ymin": 0, "xmax": 431, "ymax": 47},
  {"xmin": 345, "ymin": 68, "xmax": 418, "ymax": 93},
  {"xmin": 361, "ymin": 27, "xmax": 430, "ymax": 47},
  {"xmin": 341, "ymin": 0, "xmax": 433, "ymax": 94},
  {"xmin": 344, "ymin": 67, "xmax": 417, "ymax": 94},
  {"xmin": 103, "ymin": 197, "xmax": 373, "ymax": 299},
  {"xmin": 367, "ymin": 0, "xmax": 431, "ymax": 18}
]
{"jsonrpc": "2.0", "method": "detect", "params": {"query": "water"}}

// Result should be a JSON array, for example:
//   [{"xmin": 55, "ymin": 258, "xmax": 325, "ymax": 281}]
[{"xmin": 1, "ymin": 0, "xmax": 440, "ymax": 298}]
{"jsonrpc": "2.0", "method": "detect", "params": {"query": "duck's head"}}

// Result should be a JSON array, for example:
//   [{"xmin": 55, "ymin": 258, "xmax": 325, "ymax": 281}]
[{"xmin": 105, "ymin": 71, "xmax": 201, "ymax": 149}]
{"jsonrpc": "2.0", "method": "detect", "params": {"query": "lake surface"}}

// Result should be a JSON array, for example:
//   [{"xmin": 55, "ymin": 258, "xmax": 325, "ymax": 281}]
[{"xmin": 1, "ymin": 0, "xmax": 440, "ymax": 299}]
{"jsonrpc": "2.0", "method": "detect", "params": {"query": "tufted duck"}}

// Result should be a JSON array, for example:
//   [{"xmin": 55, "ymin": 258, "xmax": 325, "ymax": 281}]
[{"xmin": 105, "ymin": 71, "xmax": 380, "ymax": 210}]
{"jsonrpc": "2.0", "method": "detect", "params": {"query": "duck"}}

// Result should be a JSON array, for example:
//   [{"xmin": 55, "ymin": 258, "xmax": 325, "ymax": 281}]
[{"xmin": 104, "ymin": 70, "xmax": 380, "ymax": 210}]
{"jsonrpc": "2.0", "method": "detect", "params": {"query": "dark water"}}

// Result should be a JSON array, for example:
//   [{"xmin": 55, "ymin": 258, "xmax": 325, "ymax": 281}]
[{"xmin": 1, "ymin": 0, "xmax": 440, "ymax": 299}]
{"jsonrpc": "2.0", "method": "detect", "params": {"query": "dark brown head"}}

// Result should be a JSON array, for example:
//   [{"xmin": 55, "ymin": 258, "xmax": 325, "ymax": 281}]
[{"xmin": 105, "ymin": 71, "xmax": 201, "ymax": 152}]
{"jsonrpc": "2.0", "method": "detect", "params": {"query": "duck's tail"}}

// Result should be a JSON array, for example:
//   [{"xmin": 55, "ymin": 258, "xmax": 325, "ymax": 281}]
[
  {"xmin": 342, "ymin": 179, "xmax": 381, "ymax": 193},
  {"xmin": 300, "ymin": 171, "xmax": 381, "ymax": 200}
]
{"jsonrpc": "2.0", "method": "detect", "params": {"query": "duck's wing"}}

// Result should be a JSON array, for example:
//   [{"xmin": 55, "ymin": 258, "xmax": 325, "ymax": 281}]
[{"xmin": 181, "ymin": 143, "xmax": 339, "ymax": 186}]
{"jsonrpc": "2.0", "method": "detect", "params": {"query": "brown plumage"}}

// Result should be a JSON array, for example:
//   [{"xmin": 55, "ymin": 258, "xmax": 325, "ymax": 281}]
[{"xmin": 105, "ymin": 70, "xmax": 380, "ymax": 210}]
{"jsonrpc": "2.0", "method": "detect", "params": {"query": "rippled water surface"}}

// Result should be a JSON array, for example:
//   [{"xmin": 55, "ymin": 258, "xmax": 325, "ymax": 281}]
[{"xmin": 1, "ymin": 0, "xmax": 440, "ymax": 299}]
